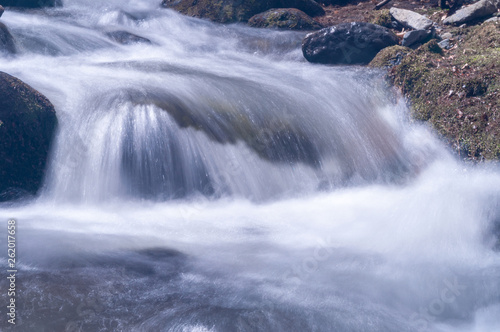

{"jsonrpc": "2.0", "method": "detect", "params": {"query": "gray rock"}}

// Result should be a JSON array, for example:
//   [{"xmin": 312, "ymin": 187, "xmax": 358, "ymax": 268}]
[
  {"xmin": 438, "ymin": 39, "xmax": 451, "ymax": 49},
  {"xmin": 443, "ymin": 0, "xmax": 498, "ymax": 25},
  {"xmin": 484, "ymin": 16, "xmax": 500, "ymax": 23},
  {"xmin": 0, "ymin": 5, "xmax": 4, "ymax": 17},
  {"xmin": 0, "ymin": 22, "xmax": 16, "ymax": 54},
  {"xmin": 389, "ymin": 7, "xmax": 434, "ymax": 30},
  {"xmin": 402, "ymin": 29, "xmax": 432, "ymax": 47},
  {"xmin": 440, "ymin": 32, "xmax": 453, "ymax": 39},
  {"xmin": 302, "ymin": 22, "xmax": 399, "ymax": 65}
]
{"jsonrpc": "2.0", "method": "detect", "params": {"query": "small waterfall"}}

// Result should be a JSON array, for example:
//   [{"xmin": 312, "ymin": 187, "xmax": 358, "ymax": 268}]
[
  {"xmin": 1, "ymin": 0, "xmax": 437, "ymax": 202},
  {"xmin": 0, "ymin": 1, "xmax": 499, "ymax": 332},
  {"xmin": 41, "ymin": 63, "xmax": 429, "ymax": 202}
]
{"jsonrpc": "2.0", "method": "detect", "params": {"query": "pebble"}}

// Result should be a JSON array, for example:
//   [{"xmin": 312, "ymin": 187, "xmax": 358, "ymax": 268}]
[{"xmin": 438, "ymin": 39, "xmax": 452, "ymax": 49}]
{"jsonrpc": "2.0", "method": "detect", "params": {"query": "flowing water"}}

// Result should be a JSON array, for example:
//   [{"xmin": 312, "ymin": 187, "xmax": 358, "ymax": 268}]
[{"xmin": 0, "ymin": 1, "xmax": 500, "ymax": 331}]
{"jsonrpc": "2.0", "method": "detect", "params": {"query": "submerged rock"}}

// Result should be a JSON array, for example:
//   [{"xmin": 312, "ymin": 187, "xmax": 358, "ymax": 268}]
[
  {"xmin": 122, "ymin": 89, "xmax": 321, "ymax": 167},
  {"xmin": 0, "ymin": 72, "xmax": 57, "ymax": 201},
  {"xmin": 389, "ymin": 7, "xmax": 434, "ymax": 30},
  {"xmin": 248, "ymin": 8, "xmax": 323, "ymax": 30},
  {"xmin": 161, "ymin": 0, "xmax": 324, "ymax": 23},
  {"xmin": 302, "ymin": 22, "xmax": 398, "ymax": 65},
  {"xmin": 443, "ymin": 0, "xmax": 498, "ymax": 25},
  {"xmin": 1, "ymin": 0, "xmax": 62, "ymax": 8},
  {"xmin": 0, "ymin": 22, "xmax": 16, "ymax": 54},
  {"xmin": 106, "ymin": 31, "xmax": 152, "ymax": 45}
]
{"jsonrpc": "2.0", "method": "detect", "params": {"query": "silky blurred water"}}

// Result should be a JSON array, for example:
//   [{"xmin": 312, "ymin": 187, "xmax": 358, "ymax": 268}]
[{"xmin": 0, "ymin": 1, "xmax": 499, "ymax": 331}]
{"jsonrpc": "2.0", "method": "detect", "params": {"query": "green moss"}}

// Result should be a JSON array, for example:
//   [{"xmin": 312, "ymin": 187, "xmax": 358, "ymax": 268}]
[
  {"xmin": 371, "ymin": 9, "xmax": 392, "ymax": 28},
  {"xmin": 420, "ymin": 39, "xmax": 443, "ymax": 55},
  {"xmin": 222, "ymin": 5, "xmax": 234, "ymax": 21},
  {"xmin": 248, "ymin": 8, "xmax": 322, "ymax": 30}
]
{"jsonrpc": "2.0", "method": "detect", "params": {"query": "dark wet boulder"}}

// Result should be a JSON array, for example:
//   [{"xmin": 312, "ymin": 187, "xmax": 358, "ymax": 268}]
[
  {"xmin": 1, "ymin": 0, "xmax": 61, "ymax": 8},
  {"xmin": 0, "ymin": 22, "xmax": 16, "ymax": 54},
  {"xmin": 302, "ymin": 22, "xmax": 399, "ymax": 65},
  {"xmin": 161, "ymin": 0, "xmax": 324, "ymax": 23},
  {"xmin": 248, "ymin": 8, "xmax": 323, "ymax": 30},
  {"xmin": 0, "ymin": 5, "xmax": 4, "ymax": 17},
  {"xmin": 106, "ymin": 31, "xmax": 152, "ymax": 45},
  {"xmin": 0, "ymin": 72, "xmax": 57, "ymax": 201}
]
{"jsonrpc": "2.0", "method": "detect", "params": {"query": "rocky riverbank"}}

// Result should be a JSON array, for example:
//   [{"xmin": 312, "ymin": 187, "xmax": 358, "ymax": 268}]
[
  {"xmin": 368, "ymin": 1, "xmax": 499, "ymax": 161},
  {"xmin": 384, "ymin": 22, "xmax": 499, "ymax": 160},
  {"xmin": 323, "ymin": 1, "xmax": 499, "ymax": 161}
]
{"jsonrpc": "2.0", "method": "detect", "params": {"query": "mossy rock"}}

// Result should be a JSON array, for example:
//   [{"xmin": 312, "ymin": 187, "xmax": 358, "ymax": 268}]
[
  {"xmin": 0, "ymin": 72, "xmax": 57, "ymax": 201},
  {"xmin": 369, "ymin": 45, "xmax": 412, "ymax": 68},
  {"xmin": 161, "ymin": 0, "xmax": 325, "ymax": 23},
  {"xmin": 389, "ymin": 23, "xmax": 500, "ymax": 160},
  {"xmin": 419, "ymin": 39, "xmax": 443, "ymax": 55},
  {"xmin": 248, "ymin": 8, "xmax": 323, "ymax": 30}
]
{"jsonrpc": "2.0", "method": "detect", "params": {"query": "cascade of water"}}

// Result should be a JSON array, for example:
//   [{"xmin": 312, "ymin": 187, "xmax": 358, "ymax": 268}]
[{"xmin": 0, "ymin": 1, "xmax": 499, "ymax": 331}]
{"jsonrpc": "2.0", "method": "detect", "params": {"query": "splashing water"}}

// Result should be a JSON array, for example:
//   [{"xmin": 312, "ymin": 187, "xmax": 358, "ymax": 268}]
[{"xmin": 0, "ymin": 1, "xmax": 499, "ymax": 331}]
